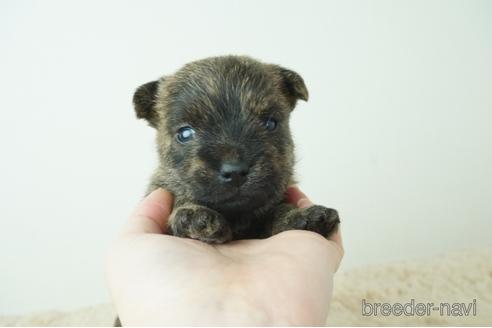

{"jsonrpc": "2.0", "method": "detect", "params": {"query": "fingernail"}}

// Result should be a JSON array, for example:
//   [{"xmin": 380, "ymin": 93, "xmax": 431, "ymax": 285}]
[{"xmin": 297, "ymin": 197, "xmax": 313, "ymax": 208}]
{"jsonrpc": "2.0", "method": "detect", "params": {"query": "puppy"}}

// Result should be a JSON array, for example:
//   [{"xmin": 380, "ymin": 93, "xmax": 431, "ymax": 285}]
[{"xmin": 134, "ymin": 55, "xmax": 340, "ymax": 243}]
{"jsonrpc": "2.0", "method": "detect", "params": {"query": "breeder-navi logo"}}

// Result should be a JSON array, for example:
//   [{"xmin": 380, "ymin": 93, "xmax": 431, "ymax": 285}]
[{"xmin": 361, "ymin": 299, "xmax": 477, "ymax": 317}]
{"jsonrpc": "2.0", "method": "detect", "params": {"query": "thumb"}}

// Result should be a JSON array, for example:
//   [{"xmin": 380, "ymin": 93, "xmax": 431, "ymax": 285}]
[
  {"xmin": 286, "ymin": 185, "xmax": 314, "ymax": 208},
  {"xmin": 122, "ymin": 188, "xmax": 174, "ymax": 235}
]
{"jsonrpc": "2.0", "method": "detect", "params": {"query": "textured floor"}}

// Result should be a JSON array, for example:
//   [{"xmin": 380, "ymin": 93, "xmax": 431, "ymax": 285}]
[{"xmin": 1, "ymin": 249, "xmax": 491, "ymax": 326}]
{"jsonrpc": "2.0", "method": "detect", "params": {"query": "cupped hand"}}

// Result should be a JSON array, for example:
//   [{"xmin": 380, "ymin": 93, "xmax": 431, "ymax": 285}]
[{"xmin": 106, "ymin": 187, "xmax": 343, "ymax": 326}]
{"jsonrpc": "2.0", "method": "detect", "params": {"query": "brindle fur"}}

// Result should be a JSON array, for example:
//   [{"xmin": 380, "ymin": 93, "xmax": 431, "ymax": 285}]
[
  {"xmin": 136, "ymin": 55, "xmax": 339, "ymax": 243},
  {"xmin": 114, "ymin": 56, "xmax": 340, "ymax": 326}
]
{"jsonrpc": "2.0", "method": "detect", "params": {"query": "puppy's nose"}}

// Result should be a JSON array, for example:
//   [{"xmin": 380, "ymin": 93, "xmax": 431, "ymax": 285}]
[{"xmin": 219, "ymin": 161, "xmax": 249, "ymax": 185}]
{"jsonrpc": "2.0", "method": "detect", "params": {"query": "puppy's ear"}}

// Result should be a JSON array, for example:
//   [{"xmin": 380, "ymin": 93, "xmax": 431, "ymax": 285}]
[
  {"xmin": 277, "ymin": 67, "xmax": 309, "ymax": 106},
  {"xmin": 133, "ymin": 80, "xmax": 159, "ymax": 128}
]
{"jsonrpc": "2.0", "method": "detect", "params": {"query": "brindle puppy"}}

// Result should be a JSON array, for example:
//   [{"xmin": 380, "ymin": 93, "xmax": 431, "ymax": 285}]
[{"xmin": 134, "ymin": 55, "xmax": 340, "ymax": 243}]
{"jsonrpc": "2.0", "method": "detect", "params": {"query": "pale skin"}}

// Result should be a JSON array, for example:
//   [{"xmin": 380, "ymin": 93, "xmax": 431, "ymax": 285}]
[{"xmin": 106, "ymin": 187, "xmax": 344, "ymax": 326}]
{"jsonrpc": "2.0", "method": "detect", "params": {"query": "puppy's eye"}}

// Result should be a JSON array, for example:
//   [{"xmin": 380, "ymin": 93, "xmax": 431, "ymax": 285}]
[
  {"xmin": 177, "ymin": 126, "xmax": 195, "ymax": 143},
  {"xmin": 264, "ymin": 117, "xmax": 278, "ymax": 131}
]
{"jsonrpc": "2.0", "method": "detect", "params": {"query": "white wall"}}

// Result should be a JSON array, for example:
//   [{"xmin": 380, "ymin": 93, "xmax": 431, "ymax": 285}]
[{"xmin": 1, "ymin": 0, "xmax": 491, "ymax": 315}]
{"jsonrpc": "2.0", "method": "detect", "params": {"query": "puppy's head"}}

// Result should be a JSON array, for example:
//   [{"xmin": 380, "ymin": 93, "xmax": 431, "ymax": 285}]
[{"xmin": 134, "ymin": 56, "xmax": 308, "ymax": 212}]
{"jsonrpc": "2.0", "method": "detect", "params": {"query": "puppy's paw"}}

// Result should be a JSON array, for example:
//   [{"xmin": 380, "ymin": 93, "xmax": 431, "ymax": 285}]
[
  {"xmin": 273, "ymin": 205, "xmax": 340, "ymax": 238},
  {"xmin": 301, "ymin": 205, "xmax": 340, "ymax": 237},
  {"xmin": 169, "ymin": 205, "xmax": 232, "ymax": 244}
]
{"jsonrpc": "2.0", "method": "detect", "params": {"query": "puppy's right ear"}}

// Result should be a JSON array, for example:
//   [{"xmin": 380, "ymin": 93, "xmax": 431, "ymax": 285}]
[{"xmin": 133, "ymin": 80, "xmax": 159, "ymax": 128}]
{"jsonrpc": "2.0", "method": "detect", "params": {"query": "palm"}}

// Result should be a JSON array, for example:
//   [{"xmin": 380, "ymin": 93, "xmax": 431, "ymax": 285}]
[{"xmin": 109, "ymin": 230, "xmax": 340, "ymax": 326}]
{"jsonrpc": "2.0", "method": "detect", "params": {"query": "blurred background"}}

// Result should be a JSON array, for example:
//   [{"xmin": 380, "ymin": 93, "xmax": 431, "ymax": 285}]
[{"xmin": 1, "ymin": 0, "xmax": 491, "ymax": 316}]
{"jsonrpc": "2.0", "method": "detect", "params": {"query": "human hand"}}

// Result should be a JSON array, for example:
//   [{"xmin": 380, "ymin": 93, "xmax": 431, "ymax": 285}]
[{"xmin": 106, "ymin": 187, "xmax": 343, "ymax": 326}]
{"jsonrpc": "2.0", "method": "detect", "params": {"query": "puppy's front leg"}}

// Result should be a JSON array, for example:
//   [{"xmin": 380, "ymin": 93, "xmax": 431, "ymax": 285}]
[
  {"xmin": 168, "ymin": 204, "xmax": 232, "ymax": 244},
  {"xmin": 271, "ymin": 203, "xmax": 340, "ymax": 238}
]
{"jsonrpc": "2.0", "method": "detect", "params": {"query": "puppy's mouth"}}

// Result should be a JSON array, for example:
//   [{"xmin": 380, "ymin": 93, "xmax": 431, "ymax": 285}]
[
  {"xmin": 193, "ymin": 182, "xmax": 272, "ymax": 212},
  {"xmin": 212, "ymin": 187, "xmax": 251, "ymax": 204}
]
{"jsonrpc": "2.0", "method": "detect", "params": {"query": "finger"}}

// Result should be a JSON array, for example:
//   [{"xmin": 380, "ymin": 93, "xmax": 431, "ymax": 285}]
[
  {"xmin": 286, "ymin": 185, "xmax": 313, "ymax": 208},
  {"xmin": 328, "ymin": 225, "xmax": 343, "ymax": 257},
  {"xmin": 327, "ymin": 226, "xmax": 344, "ymax": 271},
  {"xmin": 329, "ymin": 225, "xmax": 343, "ymax": 246},
  {"xmin": 122, "ymin": 188, "xmax": 174, "ymax": 235}
]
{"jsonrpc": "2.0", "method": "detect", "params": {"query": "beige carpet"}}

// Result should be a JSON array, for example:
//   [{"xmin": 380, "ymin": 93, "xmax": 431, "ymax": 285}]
[{"xmin": 2, "ymin": 249, "xmax": 491, "ymax": 326}]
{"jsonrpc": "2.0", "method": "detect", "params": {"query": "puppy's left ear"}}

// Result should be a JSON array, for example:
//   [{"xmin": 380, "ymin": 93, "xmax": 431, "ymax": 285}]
[
  {"xmin": 133, "ymin": 80, "xmax": 160, "ymax": 128},
  {"xmin": 276, "ymin": 66, "xmax": 309, "ymax": 107}
]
